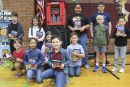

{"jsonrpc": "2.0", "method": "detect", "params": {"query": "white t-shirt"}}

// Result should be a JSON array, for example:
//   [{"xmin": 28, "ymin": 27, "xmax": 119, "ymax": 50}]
[{"xmin": 28, "ymin": 26, "xmax": 45, "ymax": 42}]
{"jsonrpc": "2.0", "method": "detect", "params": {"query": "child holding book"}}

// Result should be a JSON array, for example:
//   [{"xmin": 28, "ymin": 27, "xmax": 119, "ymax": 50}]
[
  {"xmin": 13, "ymin": 39, "xmax": 24, "ymax": 77},
  {"xmin": 41, "ymin": 31, "xmax": 53, "ymax": 70},
  {"xmin": 28, "ymin": 17, "xmax": 45, "ymax": 49},
  {"xmin": 67, "ymin": 32, "xmax": 85, "ymax": 77},
  {"xmin": 42, "ymin": 36, "xmax": 70, "ymax": 87},
  {"xmin": 112, "ymin": 18, "xmax": 130, "ymax": 73},
  {"xmin": 23, "ymin": 38, "xmax": 44, "ymax": 83}
]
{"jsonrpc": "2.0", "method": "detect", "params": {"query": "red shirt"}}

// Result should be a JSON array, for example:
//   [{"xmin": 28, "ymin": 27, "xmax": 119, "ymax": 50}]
[{"xmin": 13, "ymin": 49, "xmax": 25, "ymax": 60}]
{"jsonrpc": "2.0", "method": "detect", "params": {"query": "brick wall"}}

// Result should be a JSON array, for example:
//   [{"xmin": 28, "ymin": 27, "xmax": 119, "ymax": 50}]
[{"xmin": 3, "ymin": 0, "xmax": 35, "ymax": 48}]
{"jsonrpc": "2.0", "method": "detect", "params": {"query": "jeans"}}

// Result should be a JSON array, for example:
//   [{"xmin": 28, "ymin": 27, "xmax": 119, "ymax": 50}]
[
  {"xmin": 78, "ymin": 34, "xmax": 89, "ymax": 65},
  {"xmin": 27, "ymin": 69, "xmax": 42, "ymax": 83},
  {"xmin": 114, "ymin": 46, "xmax": 127, "ymax": 69},
  {"xmin": 42, "ymin": 69, "xmax": 66, "ymax": 87},
  {"xmin": 69, "ymin": 66, "xmax": 81, "ymax": 77}
]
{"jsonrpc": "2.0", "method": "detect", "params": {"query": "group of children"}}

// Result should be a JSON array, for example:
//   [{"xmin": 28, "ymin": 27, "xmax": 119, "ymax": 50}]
[
  {"xmin": 6, "ymin": 10, "xmax": 130, "ymax": 87},
  {"xmin": 92, "ymin": 15, "xmax": 130, "ymax": 73}
]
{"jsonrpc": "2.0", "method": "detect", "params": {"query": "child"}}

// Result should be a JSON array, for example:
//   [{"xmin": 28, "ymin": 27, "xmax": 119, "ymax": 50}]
[
  {"xmin": 93, "ymin": 15, "xmax": 109, "ymax": 73},
  {"xmin": 23, "ymin": 38, "xmax": 44, "ymax": 83},
  {"xmin": 13, "ymin": 39, "xmax": 24, "ymax": 77},
  {"xmin": 7, "ymin": 12, "xmax": 24, "ymax": 54},
  {"xmin": 112, "ymin": 18, "xmax": 130, "ymax": 73},
  {"xmin": 41, "ymin": 31, "xmax": 53, "ymax": 70},
  {"xmin": 28, "ymin": 17, "xmax": 45, "ymax": 49},
  {"xmin": 116, "ymin": 20, "xmax": 125, "ymax": 37},
  {"xmin": 42, "ymin": 36, "xmax": 70, "ymax": 87},
  {"xmin": 67, "ymin": 32, "xmax": 85, "ymax": 77}
]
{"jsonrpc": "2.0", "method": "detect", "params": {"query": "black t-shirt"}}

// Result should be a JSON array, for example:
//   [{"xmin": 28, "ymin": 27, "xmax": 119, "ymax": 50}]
[
  {"xmin": 11, "ymin": 23, "xmax": 18, "ymax": 31},
  {"xmin": 113, "ymin": 27, "xmax": 130, "ymax": 46},
  {"xmin": 67, "ymin": 14, "xmax": 90, "ymax": 35}
]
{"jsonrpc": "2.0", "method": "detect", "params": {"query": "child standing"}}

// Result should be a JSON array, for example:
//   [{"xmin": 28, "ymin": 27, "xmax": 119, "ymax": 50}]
[
  {"xmin": 13, "ymin": 39, "xmax": 24, "ymax": 77},
  {"xmin": 41, "ymin": 31, "xmax": 53, "ymax": 70},
  {"xmin": 112, "ymin": 18, "xmax": 130, "ymax": 73},
  {"xmin": 92, "ymin": 15, "xmax": 109, "ymax": 73},
  {"xmin": 23, "ymin": 38, "xmax": 44, "ymax": 83},
  {"xmin": 7, "ymin": 12, "xmax": 24, "ymax": 53},
  {"xmin": 42, "ymin": 36, "xmax": 70, "ymax": 87},
  {"xmin": 67, "ymin": 32, "xmax": 85, "ymax": 77},
  {"xmin": 28, "ymin": 17, "xmax": 45, "ymax": 49}
]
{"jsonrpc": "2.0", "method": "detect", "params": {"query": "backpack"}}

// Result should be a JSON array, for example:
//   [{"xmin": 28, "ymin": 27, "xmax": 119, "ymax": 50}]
[{"xmin": 94, "ymin": 25, "xmax": 109, "ymax": 47}]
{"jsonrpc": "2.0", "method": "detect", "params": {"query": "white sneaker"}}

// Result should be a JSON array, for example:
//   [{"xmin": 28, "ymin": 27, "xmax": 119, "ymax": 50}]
[
  {"xmin": 84, "ymin": 64, "xmax": 90, "ymax": 69},
  {"xmin": 111, "ymin": 67, "xmax": 117, "ymax": 72},
  {"xmin": 119, "ymin": 68, "xmax": 124, "ymax": 73},
  {"xmin": 66, "ymin": 78, "xmax": 71, "ymax": 84}
]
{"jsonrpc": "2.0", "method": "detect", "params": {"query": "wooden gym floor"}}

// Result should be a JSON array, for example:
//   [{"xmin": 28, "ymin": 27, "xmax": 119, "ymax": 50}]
[{"xmin": 0, "ymin": 55, "xmax": 130, "ymax": 87}]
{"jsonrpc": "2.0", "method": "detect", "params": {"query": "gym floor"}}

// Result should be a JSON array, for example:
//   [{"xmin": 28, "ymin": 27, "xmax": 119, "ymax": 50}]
[{"xmin": 0, "ymin": 55, "xmax": 130, "ymax": 87}]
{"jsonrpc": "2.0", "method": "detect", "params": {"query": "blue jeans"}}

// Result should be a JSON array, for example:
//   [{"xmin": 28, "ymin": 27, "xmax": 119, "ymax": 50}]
[
  {"xmin": 69, "ymin": 66, "xmax": 81, "ymax": 77},
  {"xmin": 27, "ymin": 69, "xmax": 42, "ymax": 83},
  {"xmin": 114, "ymin": 46, "xmax": 127, "ymax": 69},
  {"xmin": 42, "ymin": 69, "xmax": 66, "ymax": 87},
  {"xmin": 78, "ymin": 34, "xmax": 89, "ymax": 65}
]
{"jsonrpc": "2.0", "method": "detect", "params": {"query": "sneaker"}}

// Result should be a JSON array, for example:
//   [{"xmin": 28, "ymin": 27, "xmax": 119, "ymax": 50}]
[
  {"xmin": 66, "ymin": 76, "xmax": 70, "ymax": 84},
  {"xmin": 102, "ymin": 66, "xmax": 107, "ymax": 73},
  {"xmin": 84, "ymin": 64, "xmax": 90, "ymax": 69},
  {"xmin": 111, "ymin": 67, "xmax": 117, "ymax": 72},
  {"xmin": 93, "ymin": 65, "xmax": 99, "ymax": 72},
  {"xmin": 119, "ymin": 68, "xmax": 124, "ymax": 73}
]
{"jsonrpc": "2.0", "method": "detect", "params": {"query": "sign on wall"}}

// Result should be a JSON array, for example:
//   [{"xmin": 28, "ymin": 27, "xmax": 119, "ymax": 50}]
[{"xmin": 0, "ymin": 10, "xmax": 11, "ymax": 58}]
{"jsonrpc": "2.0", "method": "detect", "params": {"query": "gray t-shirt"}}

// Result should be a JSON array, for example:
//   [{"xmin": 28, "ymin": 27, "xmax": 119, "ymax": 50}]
[{"xmin": 67, "ymin": 44, "xmax": 85, "ymax": 66}]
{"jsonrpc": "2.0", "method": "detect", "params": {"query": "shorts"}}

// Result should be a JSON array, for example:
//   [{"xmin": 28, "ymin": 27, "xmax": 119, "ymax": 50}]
[{"xmin": 94, "ymin": 46, "xmax": 107, "ymax": 53}]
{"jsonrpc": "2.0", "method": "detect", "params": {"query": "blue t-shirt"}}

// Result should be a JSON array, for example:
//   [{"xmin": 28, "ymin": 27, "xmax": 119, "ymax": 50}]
[
  {"xmin": 91, "ymin": 12, "xmax": 110, "ymax": 27},
  {"xmin": 67, "ymin": 44, "xmax": 85, "ymax": 66}
]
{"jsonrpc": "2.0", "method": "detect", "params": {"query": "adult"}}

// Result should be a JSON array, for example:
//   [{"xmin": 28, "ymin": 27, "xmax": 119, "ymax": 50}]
[{"xmin": 67, "ymin": 4, "xmax": 90, "ymax": 68}]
